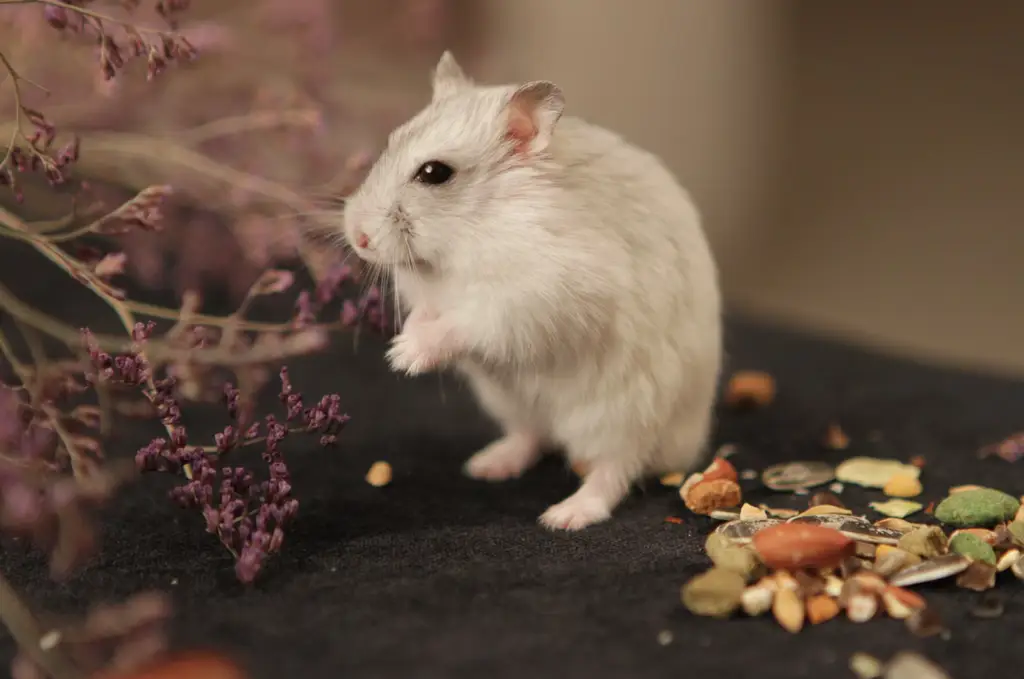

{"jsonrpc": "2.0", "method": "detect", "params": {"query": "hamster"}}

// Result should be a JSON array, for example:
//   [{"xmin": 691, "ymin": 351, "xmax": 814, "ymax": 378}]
[{"xmin": 339, "ymin": 51, "xmax": 723, "ymax": 530}]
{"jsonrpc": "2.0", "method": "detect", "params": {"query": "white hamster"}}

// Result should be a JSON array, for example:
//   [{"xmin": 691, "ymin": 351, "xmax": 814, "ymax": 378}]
[{"xmin": 340, "ymin": 51, "xmax": 723, "ymax": 530}]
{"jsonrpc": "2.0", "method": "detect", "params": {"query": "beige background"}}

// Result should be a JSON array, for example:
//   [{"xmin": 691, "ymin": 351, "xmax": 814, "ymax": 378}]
[{"xmin": 470, "ymin": 0, "xmax": 1024, "ymax": 379}]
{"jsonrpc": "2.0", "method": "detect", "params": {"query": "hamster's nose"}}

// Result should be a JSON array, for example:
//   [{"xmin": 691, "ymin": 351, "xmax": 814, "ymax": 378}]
[{"xmin": 355, "ymin": 232, "xmax": 370, "ymax": 249}]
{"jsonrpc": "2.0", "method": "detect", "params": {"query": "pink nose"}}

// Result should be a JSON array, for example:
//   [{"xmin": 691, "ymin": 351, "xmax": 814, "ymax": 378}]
[{"xmin": 355, "ymin": 232, "xmax": 369, "ymax": 249}]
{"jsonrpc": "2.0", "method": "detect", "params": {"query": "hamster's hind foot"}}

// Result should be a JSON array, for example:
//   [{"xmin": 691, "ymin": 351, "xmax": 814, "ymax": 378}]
[
  {"xmin": 463, "ymin": 432, "xmax": 541, "ymax": 482},
  {"xmin": 538, "ymin": 456, "xmax": 634, "ymax": 531}
]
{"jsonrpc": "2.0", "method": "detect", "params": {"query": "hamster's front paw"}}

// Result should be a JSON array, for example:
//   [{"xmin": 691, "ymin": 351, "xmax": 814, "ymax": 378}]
[
  {"xmin": 539, "ymin": 494, "xmax": 612, "ymax": 531},
  {"xmin": 464, "ymin": 434, "xmax": 541, "ymax": 482},
  {"xmin": 386, "ymin": 331, "xmax": 440, "ymax": 376}
]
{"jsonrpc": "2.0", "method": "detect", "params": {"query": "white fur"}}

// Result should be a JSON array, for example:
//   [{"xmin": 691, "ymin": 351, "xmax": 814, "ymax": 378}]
[{"xmin": 340, "ymin": 52, "xmax": 722, "ymax": 531}]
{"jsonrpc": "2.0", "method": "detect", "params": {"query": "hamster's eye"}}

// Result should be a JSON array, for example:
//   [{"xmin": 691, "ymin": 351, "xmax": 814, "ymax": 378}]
[{"xmin": 413, "ymin": 161, "xmax": 455, "ymax": 185}]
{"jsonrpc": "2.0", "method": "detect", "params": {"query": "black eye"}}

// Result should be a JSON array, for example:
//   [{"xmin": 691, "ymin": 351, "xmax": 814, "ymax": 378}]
[{"xmin": 413, "ymin": 161, "xmax": 455, "ymax": 185}]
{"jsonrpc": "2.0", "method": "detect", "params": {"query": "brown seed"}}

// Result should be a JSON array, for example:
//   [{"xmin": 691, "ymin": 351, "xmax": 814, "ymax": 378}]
[
  {"xmin": 806, "ymin": 594, "xmax": 840, "ymax": 624},
  {"xmin": 905, "ymin": 607, "xmax": 947, "ymax": 638},
  {"xmin": 772, "ymin": 587, "xmax": 804, "ymax": 633},
  {"xmin": 809, "ymin": 491, "xmax": 846, "ymax": 509},
  {"xmin": 792, "ymin": 570, "xmax": 827, "ymax": 598},
  {"xmin": 365, "ymin": 461, "xmax": 392, "ymax": 487},
  {"xmin": 823, "ymin": 423, "xmax": 850, "ymax": 450},
  {"xmin": 970, "ymin": 592, "xmax": 1006, "ymax": 619},
  {"xmin": 752, "ymin": 523, "xmax": 856, "ymax": 570},
  {"xmin": 684, "ymin": 478, "xmax": 743, "ymax": 515},
  {"xmin": 956, "ymin": 561, "xmax": 997, "ymax": 592},
  {"xmin": 855, "ymin": 542, "xmax": 878, "ymax": 559},
  {"xmin": 725, "ymin": 370, "xmax": 775, "ymax": 408},
  {"xmin": 94, "ymin": 653, "xmax": 250, "ymax": 679}
]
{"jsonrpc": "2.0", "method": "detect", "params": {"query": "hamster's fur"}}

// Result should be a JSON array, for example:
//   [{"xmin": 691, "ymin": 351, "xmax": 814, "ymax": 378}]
[{"xmin": 340, "ymin": 52, "xmax": 722, "ymax": 530}]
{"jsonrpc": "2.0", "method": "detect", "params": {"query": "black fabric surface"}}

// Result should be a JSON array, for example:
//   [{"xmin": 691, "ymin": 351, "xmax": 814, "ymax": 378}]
[{"xmin": 2, "ymin": 309, "xmax": 1023, "ymax": 679}]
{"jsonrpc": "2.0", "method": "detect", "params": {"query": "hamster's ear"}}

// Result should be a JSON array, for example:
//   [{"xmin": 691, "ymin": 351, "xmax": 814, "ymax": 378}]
[
  {"xmin": 504, "ymin": 81, "xmax": 565, "ymax": 155},
  {"xmin": 432, "ymin": 50, "xmax": 472, "ymax": 101}
]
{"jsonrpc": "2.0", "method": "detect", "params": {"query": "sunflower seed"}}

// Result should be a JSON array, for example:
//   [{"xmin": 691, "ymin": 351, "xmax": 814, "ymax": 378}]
[
  {"xmin": 762, "ymin": 461, "xmax": 835, "ymax": 492},
  {"xmin": 714, "ymin": 518, "xmax": 783, "ymax": 544},
  {"xmin": 889, "ymin": 554, "xmax": 971, "ymax": 587}
]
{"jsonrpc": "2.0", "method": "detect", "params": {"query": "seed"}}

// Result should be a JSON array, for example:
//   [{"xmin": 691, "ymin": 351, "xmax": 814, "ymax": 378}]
[
  {"xmin": 873, "ymin": 547, "xmax": 921, "ymax": 578},
  {"xmin": 799, "ymin": 504, "xmax": 853, "ymax": 518},
  {"xmin": 956, "ymin": 561, "xmax": 997, "ymax": 592},
  {"xmin": 870, "ymin": 499, "xmax": 923, "ymax": 519},
  {"xmin": 846, "ymin": 592, "xmax": 878, "ymax": 623},
  {"xmin": 1008, "ymin": 520, "xmax": 1024, "ymax": 546},
  {"xmin": 763, "ymin": 506, "xmax": 800, "ymax": 519},
  {"xmin": 997, "ymin": 548, "xmax": 1021, "ymax": 571},
  {"xmin": 701, "ymin": 457, "xmax": 739, "ymax": 484},
  {"xmin": 38, "ymin": 630, "xmax": 61, "ymax": 651},
  {"xmin": 855, "ymin": 542, "xmax": 877, "ymax": 559},
  {"xmin": 806, "ymin": 594, "xmax": 840, "ymax": 624},
  {"xmin": 905, "ymin": 607, "xmax": 947, "ymax": 638},
  {"xmin": 970, "ymin": 592, "xmax": 1005, "ymax": 619},
  {"xmin": 683, "ymin": 478, "xmax": 743, "ymax": 515},
  {"xmin": 724, "ymin": 370, "xmax": 775, "ymax": 408},
  {"xmin": 762, "ymin": 461, "xmax": 835, "ymax": 492},
  {"xmin": 704, "ymin": 532, "xmax": 762, "ymax": 581},
  {"xmin": 948, "ymin": 532, "xmax": 997, "ymax": 565},
  {"xmin": 680, "ymin": 568, "xmax": 746, "ymax": 618},
  {"xmin": 823, "ymin": 423, "xmax": 850, "ymax": 450},
  {"xmin": 740, "ymin": 582, "xmax": 775, "ymax": 616},
  {"xmin": 883, "ymin": 652, "xmax": 954, "ymax": 679},
  {"xmin": 882, "ymin": 590, "xmax": 913, "ymax": 619},
  {"xmin": 752, "ymin": 523, "xmax": 856, "ymax": 570},
  {"xmin": 835, "ymin": 457, "xmax": 920, "ymax": 489},
  {"xmin": 1011, "ymin": 553, "xmax": 1024, "ymax": 580},
  {"xmin": 874, "ymin": 518, "xmax": 917, "ymax": 533},
  {"xmin": 809, "ymin": 491, "xmax": 846, "ymax": 509},
  {"xmin": 365, "ymin": 461, "xmax": 392, "ymax": 487},
  {"xmin": 824, "ymin": 575, "xmax": 844, "ymax": 597},
  {"xmin": 883, "ymin": 473, "xmax": 923, "ymax": 498},
  {"xmin": 714, "ymin": 518, "xmax": 783, "ymax": 545},
  {"xmin": 948, "ymin": 484, "xmax": 985, "ymax": 494},
  {"xmin": 709, "ymin": 509, "xmax": 741, "ymax": 521},
  {"xmin": 849, "ymin": 652, "xmax": 884, "ymax": 679},
  {"xmin": 889, "ymin": 554, "xmax": 971, "ymax": 587},
  {"xmin": 933, "ymin": 488, "xmax": 1020, "ymax": 528},
  {"xmin": 884, "ymin": 585, "xmax": 926, "ymax": 611},
  {"xmin": 660, "ymin": 472, "xmax": 684, "ymax": 487},
  {"xmin": 656, "ymin": 629, "xmax": 674, "ymax": 645},
  {"xmin": 897, "ymin": 526, "xmax": 948, "ymax": 558},
  {"xmin": 949, "ymin": 527, "xmax": 998, "ymax": 545},
  {"xmin": 679, "ymin": 471, "xmax": 705, "ymax": 499},
  {"xmin": 739, "ymin": 503, "xmax": 768, "ymax": 520},
  {"xmin": 772, "ymin": 587, "xmax": 804, "ymax": 633}
]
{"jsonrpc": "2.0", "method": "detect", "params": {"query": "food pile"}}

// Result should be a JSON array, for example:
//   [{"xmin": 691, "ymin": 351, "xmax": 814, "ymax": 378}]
[{"xmin": 673, "ymin": 371, "xmax": 1024, "ymax": 636}]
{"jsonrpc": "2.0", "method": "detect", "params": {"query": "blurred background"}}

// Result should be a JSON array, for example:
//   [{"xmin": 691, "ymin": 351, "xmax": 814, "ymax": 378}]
[{"xmin": 2, "ymin": 0, "xmax": 1022, "ymax": 377}]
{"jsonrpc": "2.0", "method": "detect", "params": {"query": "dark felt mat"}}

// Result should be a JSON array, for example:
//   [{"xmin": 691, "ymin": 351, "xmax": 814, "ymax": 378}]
[{"xmin": 1, "ymin": 304, "xmax": 1023, "ymax": 679}]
